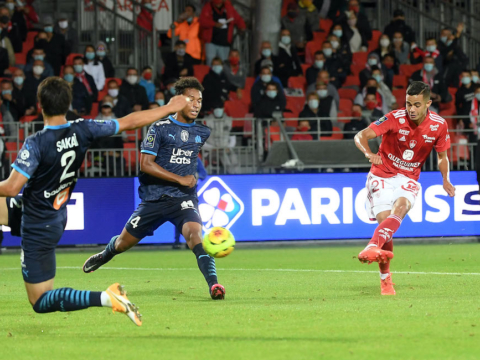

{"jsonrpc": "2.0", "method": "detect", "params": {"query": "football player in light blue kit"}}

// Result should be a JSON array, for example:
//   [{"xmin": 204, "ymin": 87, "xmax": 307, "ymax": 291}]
[
  {"xmin": 83, "ymin": 77, "xmax": 226, "ymax": 300},
  {"xmin": 0, "ymin": 77, "xmax": 190, "ymax": 325}
]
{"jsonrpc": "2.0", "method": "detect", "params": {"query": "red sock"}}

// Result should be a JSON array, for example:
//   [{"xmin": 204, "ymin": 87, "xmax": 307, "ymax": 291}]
[
  {"xmin": 379, "ymin": 239, "xmax": 393, "ymax": 274},
  {"xmin": 367, "ymin": 215, "xmax": 402, "ymax": 249}
]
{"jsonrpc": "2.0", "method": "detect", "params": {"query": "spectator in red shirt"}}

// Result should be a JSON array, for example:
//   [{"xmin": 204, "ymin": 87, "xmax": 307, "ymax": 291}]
[
  {"xmin": 292, "ymin": 120, "xmax": 313, "ymax": 141},
  {"xmin": 137, "ymin": 0, "xmax": 153, "ymax": 32},
  {"xmin": 199, "ymin": 0, "xmax": 246, "ymax": 66}
]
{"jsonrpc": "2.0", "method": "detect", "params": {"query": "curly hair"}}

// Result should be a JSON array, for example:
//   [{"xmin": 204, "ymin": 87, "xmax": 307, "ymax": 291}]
[{"xmin": 173, "ymin": 77, "xmax": 204, "ymax": 95}]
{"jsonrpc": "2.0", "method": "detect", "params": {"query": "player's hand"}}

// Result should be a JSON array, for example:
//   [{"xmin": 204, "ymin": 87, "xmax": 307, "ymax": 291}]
[
  {"xmin": 443, "ymin": 179, "xmax": 455, "ymax": 197},
  {"xmin": 179, "ymin": 175, "xmax": 197, "ymax": 188},
  {"xmin": 365, "ymin": 152, "xmax": 382, "ymax": 165},
  {"xmin": 166, "ymin": 95, "xmax": 189, "ymax": 113}
]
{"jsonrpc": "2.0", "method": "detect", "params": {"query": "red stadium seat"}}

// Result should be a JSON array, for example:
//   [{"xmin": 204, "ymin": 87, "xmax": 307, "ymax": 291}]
[
  {"xmin": 399, "ymin": 64, "xmax": 423, "ymax": 78},
  {"xmin": 193, "ymin": 64, "xmax": 210, "ymax": 83},
  {"xmin": 393, "ymin": 89, "xmax": 406, "ymax": 107},
  {"xmin": 283, "ymin": 112, "xmax": 299, "ymax": 128},
  {"xmin": 350, "ymin": 63, "xmax": 364, "ymax": 76},
  {"xmin": 288, "ymin": 76, "xmax": 306, "ymax": 90},
  {"xmin": 368, "ymin": 30, "xmax": 382, "ymax": 52},
  {"xmin": 319, "ymin": 18, "xmax": 333, "ymax": 33},
  {"xmin": 66, "ymin": 53, "xmax": 84, "ymax": 66},
  {"xmin": 5, "ymin": 142, "xmax": 19, "ymax": 162},
  {"xmin": 320, "ymin": 126, "xmax": 343, "ymax": 140},
  {"xmin": 14, "ymin": 53, "xmax": 26, "ymax": 65},
  {"xmin": 90, "ymin": 102, "xmax": 99, "ymax": 117},
  {"xmin": 313, "ymin": 32, "xmax": 327, "ymax": 44},
  {"xmin": 393, "ymin": 75, "xmax": 408, "ymax": 89},
  {"xmin": 123, "ymin": 142, "xmax": 138, "ymax": 170},
  {"xmin": 343, "ymin": 75, "xmax": 360, "ymax": 87},
  {"xmin": 125, "ymin": 129, "xmax": 142, "ymax": 142},
  {"xmin": 338, "ymin": 88, "xmax": 357, "ymax": 102},
  {"xmin": 301, "ymin": 63, "xmax": 310, "ymax": 76},
  {"xmin": 339, "ymin": 98, "xmax": 353, "ymax": 116},
  {"xmin": 286, "ymin": 96, "xmax": 305, "ymax": 116},
  {"xmin": 23, "ymin": 31, "xmax": 38, "ymax": 51},
  {"xmin": 106, "ymin": 77, "xmax": 122, "ymax": 86},
  {"xmin": 265, "ymin": 126, "xmax": 281, "ymax": 148},
  {"xmin": 224, "ymin": 100, "xmax": 248, "ymax": 128},
  {"xmin": 352, "ymin": 52, "xmax": 368, "ymax": 66},
  {"xmin": 241, "ymin": 76, "xmax": 255, "ymax": 108},
  {"xmin": 305, "ymin": 41, "xmax": 323, "ymax": 65},
  {"xmin": 20, "ymin": 115, "xmax": 37, "ymax": 123}
]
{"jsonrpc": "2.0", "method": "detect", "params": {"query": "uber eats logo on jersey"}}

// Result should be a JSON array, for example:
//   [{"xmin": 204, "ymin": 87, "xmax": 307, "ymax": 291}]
[{"xmin": 170, "ymin": 148, "xmax": 193, "ymax": 164}]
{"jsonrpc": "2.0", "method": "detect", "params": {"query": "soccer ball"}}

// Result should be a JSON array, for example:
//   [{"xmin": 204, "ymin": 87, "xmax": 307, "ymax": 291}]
[{"xmin": 203, "ymin": 227, "xmax": 235, "ymax": 258}]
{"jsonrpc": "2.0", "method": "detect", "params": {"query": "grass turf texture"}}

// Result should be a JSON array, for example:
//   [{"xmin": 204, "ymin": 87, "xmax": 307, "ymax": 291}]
[{"xmin": 1, "ymin": 243, "xmax": 480, "ymax": 360}]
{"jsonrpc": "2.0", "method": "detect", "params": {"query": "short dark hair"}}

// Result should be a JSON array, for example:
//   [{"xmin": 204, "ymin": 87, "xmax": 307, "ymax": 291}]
[
  {"xmin": 127, "ymin": 67, "xmax": 138, "ymax": 73},
  {"xmin": 173, "ymin": 77, "xmax": 204, "ymax": 95},
  {"xmin": 142, "ymin": 65, "xmax": 152, "ymax": 72},
  {"xmin": 73, "ymin": 56, "xmax": 84, "ymax": 63},
  {"xmin": 266, "ymin": 81, "xmax": 278, "ymax": 90},
  {"xmin": 37, "ymin": 77, "xmax": 72, "ymax": 117},
  {"xmin": 314, "ymin": 50, "xmax": 324, "ymax": 56},
  {"xmin": 185, "ymin": 4, "xmax": 196, "ymax": 12},
  {"xmin": 1, "ymin": 79, "xmax": 11, "ymax": 86},
  {"xmin": 260, "ymin": 65, "xmax": 272, "ymax": 72},
  {"xmin": 175, "ymin": 40, "xmax": 186, "ymax": 47},
  {"xmin": 406, "ymin": 81, "xmax": 431, "ymax": 101}
]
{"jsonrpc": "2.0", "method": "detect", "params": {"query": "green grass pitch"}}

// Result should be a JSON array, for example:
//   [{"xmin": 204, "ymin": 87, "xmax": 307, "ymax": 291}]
[{"xmin": 1, "ymin": 243, "xmax": 480, "ymax": 360}]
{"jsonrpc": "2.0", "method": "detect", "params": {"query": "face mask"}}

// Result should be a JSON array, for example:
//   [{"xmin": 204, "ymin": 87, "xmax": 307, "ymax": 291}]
[
  {"xmin": 187, "ymin": 17, "xmax": 193, "ymax": 22},
  {"xmin": 446, "ymin": 40, "xmax": 453, "ymax": 47},
  {"xmin": 127, "ymin": 75, "xmax": 138, "ymax": 85},
  {"xmin": 352, "ymin": 111, "xmax": 362, "ymax": 118},
  {"xmin": 476, "ymin": 93, "xmax": 480, "ymax": 101},
  {"xmin": 440, "ymin": 36, "xmax": 447, "ymax": 44},
  {"xmin": 323, "ymin": 48, "xmax": 332, "ymax": 57},
  {"xmin": 281, "ymin": 36, "xmax": 291, "ymax": 45},
  {"xmin": 308, "ymin": 99, "xmax": 319, "ymax": 109},
  {"xmin": 317, "ymin": 89, "xmax": 328, "ymax": 98},
  {"xmin": 85, "ymin": 52, "xmax": 95, "ymax": 60},
  {"xmin": 365, "ymin": 101, "xmax": 376, "ymax": 110},
  {"xmin": 96, "ymin": 50, "xmax": 106, "ymax": 57},
  {"xmin": 298, "ymin": 126, "xmax": 309, "ymax": 132},
  {"xmin": 368, "ymin": 58, "xmax": 377, "ymax": 66},
  {"xmin": 176, "ymin": 48, "xmax": 186, "ymax": 56},
  {"xmin": 261, "ymin": 74, "xmax": 271, "ymax": 83},
  {"xmin": 169, "ymin": 87, "xmax": 176, "ymax": 95},
  {"xmin": 108, "ymin": 89, "xmax": 119, "ymax": 97},
  {"xmin": 212, "ymin": 65, "xmax": 223, "ymax": 74},
  {"xmin": 59, "ymin": 20, "xmax": 68, "ymax": 29},
  {"xmin": 315, "ymin": 60, "xmax": 324, "ymax": 69},
  {"xmin": 2, "ymin": 89, "xmax": 11, "ymax": 96},
  {"xmin": 266, "ymin": 90, "xmax": 277, "ymax": 99},
  {"xmin": 44, "ymin": 26, "xmax": 53, "ymax": 33},
  {"xmin": 423, "ymin": 63, "xmax": 434, "ymax": 72},
  {"xmin": 6, "ymin": 3, "xmax": 14, "ymax": 11},
  {"xmin": 102, "ymin": 102, "xmax": 114, "ymax": 109},
  {"xmin": 74, "ymin": 64, "xmax": 83, "ymax": 73},
  {"xmin": 347, "ymin": 18, "xmax": 357, "ymax": 27},
  {"xmin": 13, "ymin": 76, "xmax": 23, "ymax": 86},
  {"xmin": 144, "ymin": 3, "xmax": 152, "ymax": 9},
  {"xmin": 380, "ymin": 38, "xmax": 390, "ymax": 47},
  {"xmin": 213, "ymin": 108, "xmax": 224, "ymax": 118},
  {"xmin": 33, "ymin": 55, "xmax": 44, "ymax": 61},
  {"xmin": 63, "ymin": 73, "xmax": 74, "ymax": 82},
  {"xmin": 349, "ymin": 5, "xmax": 359, "ymax": 13},
  {"xmin": 472, "ymin": 75, "xmax": 479, "ymax": 83},
  {"xmin": 333, "ymin": 30, "xmax": 342, "ymax": 38},
  {"xmin": 426, "ymin": 45, "xmax": 437, "ymax": 52},
  {"xmin": 33, "ymin": 66, "xmax": 44, "ymax": 75},
  {"xmin": 262, "ymin": 49, "xmax": 271, "ymax": 57},
  {"xmin": 393, "ymin": 37, "xmax": 403, "ymax": 44},
  {"xmin": 229, "ymin": 57, "xmax": 239, "ymax": 66},
  {"xmin": 372, "ymin": 74, "xmax": 382, "ymax": 83},
  {"xmin": 331, "ymin": 40, "xmax": 339, "ymax": 49},
  {"xmin": 156, "ymin": 99, "xmax": 165, "ymax": 106},
  {"xmin": 461, "ymin": 76, "xmax": 471, "ymax": 85},
  {"xmin": 143, "ymin": 72, "xmax": 152, "ymax": 80}
]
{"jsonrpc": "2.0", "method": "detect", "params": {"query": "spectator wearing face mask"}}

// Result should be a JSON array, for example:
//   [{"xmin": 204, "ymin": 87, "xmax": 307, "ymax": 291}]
[
  {"xmin": 254, "ymin": 82, "xmax": 285, "ymax": 119},
  {"xmin": 327, "ymin": 32, "xmax": 352, "ymax": 79},
  {"xmin": 202, "ymin": 57, "xmax": 232, "ymax": 112},
  {"xmin": 370, "ymin": 67, "xmax": 397, "ymax": 110},
  {"xmin": 23, "ymin": 59, "xmax": 47, "ymax": 114},
  {"xmin": 0, "ymin": 79, "xmax": 19, "ymax": 121},
  {"xmin": 254, "ymin": 41, "xmax": 279, "ymax": 77},
  {"xmin": 371, "ymin": 34, "xmax": 395, "ymax": 62},
  {"xmin": 163, "ymin": 40, "xmax": 194, "ymax": 82},
  {"xmin": 41, "ymin": 15, "xmax": 67, "ymax": 75},
  {"xmin": 11, "ymin": 68, "xmax": 26, "ymax": 117},
  {"xmin": 320, "ymin": 41, "xmax": 346, "ymax": 88},
  {"xmin": 306, "ymin": 70, "xmax": 340, "ymax": 109},
  {"xmin": 139, "ymin": 66, "xmax": 155, "ymax": 102},
  {"xmin": 163, "ymin": 78, "xmax": 177, "ymax": 104},
  {"xmin": 281, "ymin": 3, "xmax": 308, "ymax": 61},
  {"xmin": 362, "ymin": 92, "xmax": 384, "ymax": 123},
  {"xmin": 54, "ymin": 13, "xmax": 78, "ymax": 54},
  {"xmin": 359, "ymin": 53, "xmax": 381, "ymax": 90},
  {"xmin": 343, "ymin": 104, "xmax": 369, "ymax": 139},
  {"xmin": 410, "ymin": 38, "xmax": 443, "ymax": 75},
  {"xmin": 354, "ymin": 77, "xmax": 391, "ymax": 115},
  {"xmin": 299, "ymin": 89, "xmax": 334, "ymax": 137},
  {"xmin": 456, "ymin": 70, "xmax": 478, "ymax": 130},
  {"xmin": 223, "ymin": 49, "xmax": 246, "ymax": 99},
  {"xmin": 154, "ymin": 91, "xmax": 166, "ymax": 107},
  {"xmin": 24, "ymin": 47, "xmax": 54, "ymax": 77},
  {"xmin": 4, "ymin": 1, "xmax": 26, "ymax": 53},
  {"xmin": 470, "ymin": 87, "xmax": 480, "ymax": 147},
  {"xmin": 383, "ymin": 9, "xmax": 415, "ymax": 44},
  {"xmin": 334, "ymin": 0, "xmax": 372, "ymax": 40},
  {"xmin": 94, "ymin": 41, "xmax": 114, "ymax": 78},
  {"xmin": 0, "ymin": 12, "xmax": 15, "ymax": 66},
  {"xmin": 106, "ymin": 79, "xmax": 130, "ymax": 118},
  {"xmin": 292, "ymin": 119, "xmax": 313, "ymax": 141},
  {"xmin": 251, "ymin": 66, "xmax": 285, "ymax": 113},
  {"xmin": 392, "ymin": 31, "xmax": 410, "ymax": 65},
  {"xmin": 63, "ymin": 65, "xmax": 92, "ymax": 116},
  {"xmin": 410, "ymin": 57, "xmax": 448, "ymax": 113},
  {"xmin": 73, "ymin": 56, "xmax": 97, "ymax": 103},
  {"xmin": 167, "ymin": 4, "xmax": 201, "ymax": 63},
  {"xmin": 277, "ymin": 28, "xmax": 303, "ymax": 87},
  {"xmin": 120, "ymin": 67, "xmax": 149, "ymax": 111},
  {"xmin": 83, "ymin": 44, "xmax": 106, "ymax": 91},
  {"xmin": 306, "ymin": 51, "xmax": 328, "ymax": 86}
]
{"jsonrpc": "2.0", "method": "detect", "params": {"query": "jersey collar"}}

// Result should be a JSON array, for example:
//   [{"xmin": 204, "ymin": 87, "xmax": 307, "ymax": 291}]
[
  {"xmin": 44, "ymin": 122, "xmax": 71, "ymax": 130},
  {"xmin": 168, "ymin": 115, "xmax": 195, "ymax": 127}
]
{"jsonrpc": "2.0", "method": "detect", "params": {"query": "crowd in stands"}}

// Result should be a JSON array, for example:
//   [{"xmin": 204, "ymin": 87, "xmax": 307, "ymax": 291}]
[{"xmin": 0, "ymin": 0, "xmax": 479, "ymax": 175}]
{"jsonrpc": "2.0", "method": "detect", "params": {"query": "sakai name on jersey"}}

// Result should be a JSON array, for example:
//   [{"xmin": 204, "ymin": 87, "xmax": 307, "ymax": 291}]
[{"xmin": 56, "ymin": 133, "xmax": 79, "ymax": 152}]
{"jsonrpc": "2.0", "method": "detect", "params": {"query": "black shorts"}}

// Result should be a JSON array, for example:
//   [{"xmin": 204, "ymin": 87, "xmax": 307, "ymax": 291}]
[
  {"xmin": 125, "ymin": 195, "xmax": 202, "ymax": 240},
  {"xmin": 21, "ymin": 216, "xmax": 67, "ymax": 284},
  {"xmin": 7, "ymin": 196, "xmax": 23, "ymax": 237}
]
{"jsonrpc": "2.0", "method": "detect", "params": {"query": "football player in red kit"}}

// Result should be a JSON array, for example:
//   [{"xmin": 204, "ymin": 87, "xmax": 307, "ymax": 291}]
[{"xmin": 354, "ymin": 81, "xmax": 456, "ymax": 295}]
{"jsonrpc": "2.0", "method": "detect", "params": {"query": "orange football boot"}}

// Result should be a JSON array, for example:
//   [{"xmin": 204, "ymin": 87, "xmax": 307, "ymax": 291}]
[
  {"xmin": 380, "ymin": 274, "xmax": 396, "ymax": 295},
  {"xmin": 106, "ymin": 283, "xmax": 142, "ymax": 326},
  {"xmin": 358, "ymin": 246, "xmax": 394, "ymax": 264}
]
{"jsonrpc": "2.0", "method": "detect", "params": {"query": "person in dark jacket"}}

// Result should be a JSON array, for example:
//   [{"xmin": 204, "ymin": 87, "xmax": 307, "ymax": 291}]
[
  {"xmin": 254, "ymin": 82, "xmax": 285, "ymax": 118},
  {"xmin": 120, "ymin": 67, "xmax": 149, "ymax": 111},
  {"xmin": 254, "ymin": 41, "xmax": 280, "ymax": 77},
  {"xmin": 106, "ymin": 79, "xmax": 131, "ymax": 118},
  {"xmin": 334, "ymin": 0, "xmax": 372, "ymax": 41},
  {"xmin": 251, "ymin": 66, "xmax": 286, "ymax": 113},
  {"xmin": 0, "ymin": 47, "xmax": 9, "ymax": 76},
  {"xmin": 343, "ymin": 104, "xmax": 369, "ymax": 139},
  {"xmin": 383, "ymin": 9, "xmax": 416, "ymax": 44},
  {"xmin": 23, "ymin": 59, "xmax": 47, "ymax": 114},
  {"xmin": 202, "ymin": 57, "xmax": 234, "ymax": 112},
  {"xmin": 0, "ymin": 79, "xmax": 19, "ymax": 121},
  {"xmin": 12, "ymin": 68, "xmax": 28, "ymax": 117},
  {"xmin": 73, "ymin": 56, "xmax": 98, "ymax": 103},
  {"xmin": 96, "ymin": 41, "xmax": 115, "ymax": 78},
  {"xmin": 306, "ymin": 51, "xmax": 328, "ymax": 86},
  {"xmin": 276, "ymin": 28, "xmax": 303, "ymax": 87},
  {"xmin": 455, "ymin": 70, "xmax": 478, "ymax": 130},
  {"xmin": 299, "ymin": 90, "xmax": 333, "ymax": 137},
  {"xmin": 54, "ymin": 13, "xmax": 78, "ymax": 54},
  {"xmin": 63, "ymin": 65, "xmax": 92, "ymax": 116},
  {"xmin": 163, "ymin": 40, "xmax": 195, "ymax": 81},
  {"xmin": 1, "ymin": 4, "xmax": 24, "ymax": 53},
  {"xmin": 41, "ymin": 16, "xmax": 67, "ymax": 75}
]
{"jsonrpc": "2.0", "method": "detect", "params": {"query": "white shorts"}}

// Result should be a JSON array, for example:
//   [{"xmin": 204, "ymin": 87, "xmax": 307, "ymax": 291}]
[{"xmin": 365, "ymin": 172, "xmax": 421, "ymax": 221}]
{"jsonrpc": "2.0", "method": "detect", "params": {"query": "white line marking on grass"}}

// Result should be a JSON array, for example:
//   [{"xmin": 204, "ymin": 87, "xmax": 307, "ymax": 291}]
[{"xmin": 1, "ymin": 266, "xmax": 479, "ymax": 276}]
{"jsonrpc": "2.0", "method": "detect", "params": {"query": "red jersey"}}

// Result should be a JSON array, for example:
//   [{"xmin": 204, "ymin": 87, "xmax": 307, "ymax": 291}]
[{"xmin": 368, "ymin": 108, "xmax": 450, "ymax": 181}]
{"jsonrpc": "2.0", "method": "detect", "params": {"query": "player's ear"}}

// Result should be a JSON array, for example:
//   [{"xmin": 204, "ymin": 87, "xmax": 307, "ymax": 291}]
[{"xmin": 425, "ymin": 99, "xmax": 432, "ymax": 108}]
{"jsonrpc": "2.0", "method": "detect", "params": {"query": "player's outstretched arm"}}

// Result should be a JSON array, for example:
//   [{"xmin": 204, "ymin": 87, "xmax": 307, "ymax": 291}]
[
  {"xmin": 116, "ymin": 95, "xmax": 189, "ymax": 133},
  {"xmin": 140, "ymin": 154, "xmax": 197, "ymax": 188},
  {"xmin": 354, "ymin": 128, "xmax": 382, "ymax": 165},
  {"xmin": 0, "ymin": 170, "xmax": 28, "ymax": 197},
  {"xmin": 438, "ymin": 151, "xmax": 455, "ymax": 197}
]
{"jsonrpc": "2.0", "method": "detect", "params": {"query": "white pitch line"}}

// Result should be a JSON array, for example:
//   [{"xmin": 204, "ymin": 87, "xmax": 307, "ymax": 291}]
[{"xmin": 0, "ymin": 266, "xmax": 480, "ymax": 276}]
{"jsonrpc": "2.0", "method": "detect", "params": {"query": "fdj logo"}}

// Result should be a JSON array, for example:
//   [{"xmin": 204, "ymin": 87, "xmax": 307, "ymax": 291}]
[{"xmin": 197, "ymin": 177, "xmax": 244, "ymax": 231}]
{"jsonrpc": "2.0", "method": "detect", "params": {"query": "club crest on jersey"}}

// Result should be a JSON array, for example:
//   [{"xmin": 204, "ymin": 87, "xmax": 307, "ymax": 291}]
[
  {"xmin": 374, "ymin": 116, "xmax": 388, "ymax": 126},
  {"xmin": 145, "ymin": 134, "xmax": 156, "ymax": 148},
  {"xmin": 399, "ymin": 118, "xmax": 405, "ymax": 124},
  {"xmin": 409, "ymin": 140, "xmax": 417, "ymax": 149},
  {"xmin": 181, "ymin": 130, "xmax": 189, "ymax": 142},
  {"xmin": 402, "ymin": 149, "xmax": 414, "ymax": 161},
  {"xmin": 195, "ymin": 135, "xmax": 201, "ymax": 143},
  {"xmin": 430, "ymin": 124, "xmax": 439, "ymax": 131}
]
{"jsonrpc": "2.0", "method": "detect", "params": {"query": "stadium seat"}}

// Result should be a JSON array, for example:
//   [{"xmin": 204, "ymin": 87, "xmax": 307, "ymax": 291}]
[
  {"xmin": 224, "ymin": 100, "xmax": 248, "ymax": 128},
  {"xmin": 5, "ymin": 142, "xmax": 18, "ymax": 162},
  {"xmin": 193, "ymin": 64, "xmax": 210, "ymax": 83},
  {"xmin": 286, "ymin": 96, "xmax": 305, "ymax": 116},
  {"xmin": 14, "ymin": 53, "xmax": 26, "ymax": 65},
  {"xmin": 20, "ymin": 115, "xmax": 37, "ymax": 123},
  {"xmin": 24, "ymin": 31, "xmax": 38, "ymax": 50},
  {"xmin": 399, "ymin": 64, "xmax": 423, "ymax": 78},
  {"xmin": 265, "ymin": 126, "xmax": 281, "ymax": 149},
  {"xmin": 338, "ymin": 88, "xmax": 357, "ymax": 102},
  {"xmin": 450, "ymin": 135, "xmax": 470, "ymax": 165},
  {"xmin": 305, "ymin": 41, "xmax": 322, "ymax": 65},
  {"xmin": 90, "ymin": 102, "xmax": 99, "ymax": 117},
  {"xmin": 393, "ymin": 75, "xmax": 408, "ymax": 89},
  {"xmin": 66, "ymin": 53, "xmax": 84, "ymax": 66},
  {"xmin": 106, "ymin": 77, "xmax": 122, "ymax": 86},
  {"xmin": 350, "ymin": 63, "xmax": 364, "ymax": 76},
  {"xmin": 241, "ymin": 76, "xmax": 255, "ymax": 108},
  {"xmin": 320, "ymin": 126, "xmax": 343, "ymax": 140},
  {"xmin": 125, "ymin": 129, "xmax": 142, "ymax": 142},
  {"xmin": 301, "ymin": 63, "xmax": 310, "ymax": 76},
  {"xmin": 352, "ymin": 52, "xmax": 368, "ymax": 66},
  {"xmin": 123, "ymin": 142, "xmax": 138, "ymax": 171},
  {"xmin": 343, "ymin": 75, "xmax": 360, "ymax": 87},
  {"xmin": 368, "ymin": 30, "xmax": 382, "ymax": 52},
  {"xmin": 313, "ymin": 32, "xmax": 327, "ymax": 44},
  {"xmin": 319, "ymin": 18, "xmax": 333, "ymax": 33},
  {"xmin": 283, "ymin": 111, "xmax": 299, "ymax": 128},
  {"xmin": 393, "ymin": 89, "xmax": 406, "ymax": 108},
  {"xmin": 288, "ymin": 76, "xmax": 306, "ymax": 90}
]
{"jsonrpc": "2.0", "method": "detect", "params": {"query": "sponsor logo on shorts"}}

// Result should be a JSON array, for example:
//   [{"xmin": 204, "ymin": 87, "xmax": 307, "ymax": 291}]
[{"xmin": 401, "ymin": 180, "xmax": 419, "ymax": 195}]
